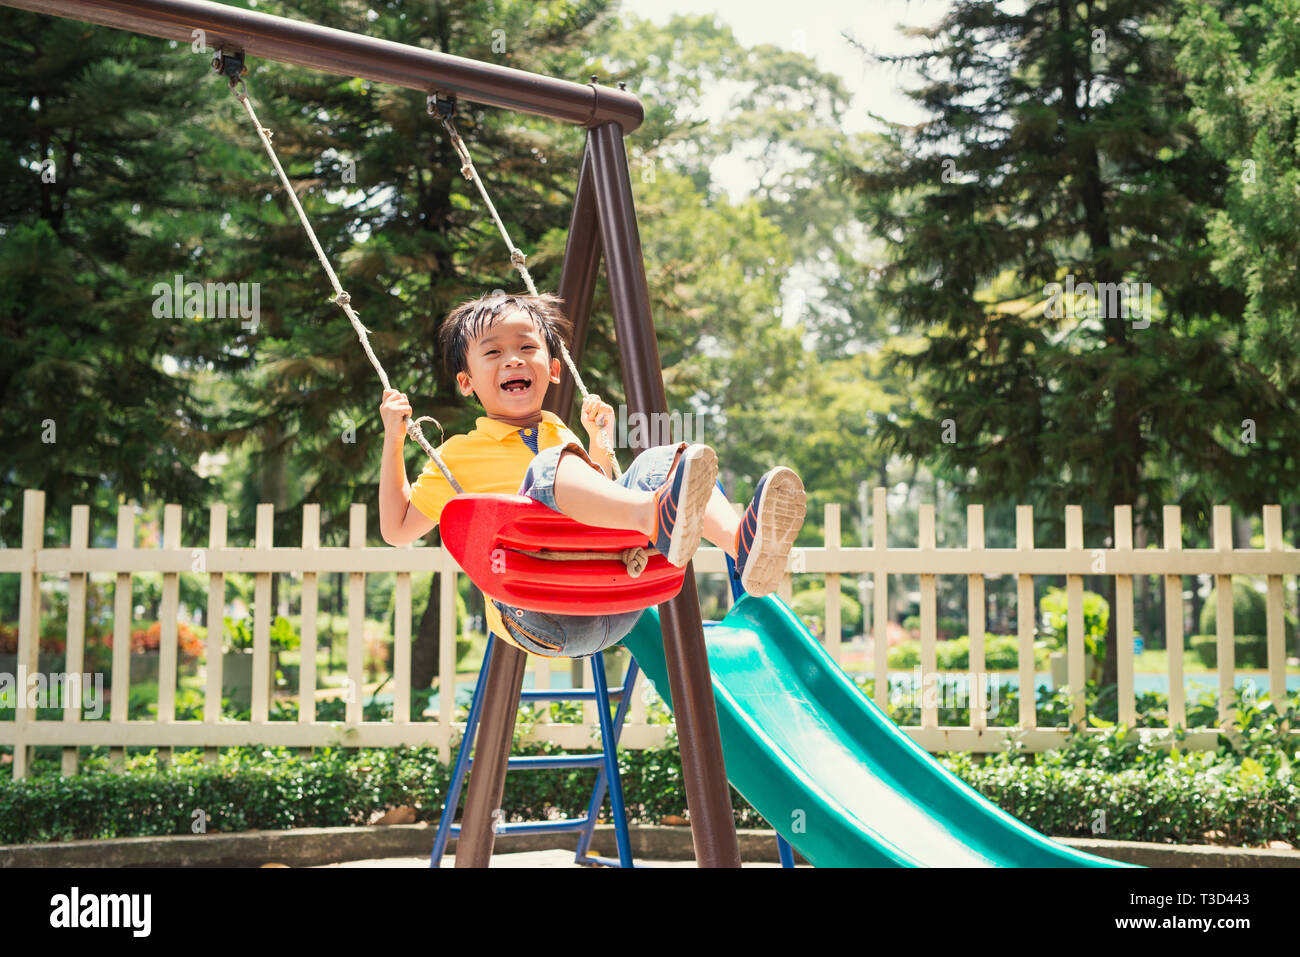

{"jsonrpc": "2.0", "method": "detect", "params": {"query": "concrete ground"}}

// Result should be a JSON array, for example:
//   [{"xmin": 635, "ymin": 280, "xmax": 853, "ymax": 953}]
[{"xmin": 311, "ymin": 849, "xmax": 799, "ymax": 868}]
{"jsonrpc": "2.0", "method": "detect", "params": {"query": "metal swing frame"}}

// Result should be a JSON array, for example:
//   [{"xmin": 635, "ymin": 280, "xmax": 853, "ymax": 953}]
[{"xmin": 3, "ymin": 0, "xmax": 743, "ymax": 867}]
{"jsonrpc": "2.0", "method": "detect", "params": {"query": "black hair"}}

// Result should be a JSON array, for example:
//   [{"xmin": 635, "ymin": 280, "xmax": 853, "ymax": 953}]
[{"xmin": 437, "ymin": 291, "xmax": 574, "ymax": 386}]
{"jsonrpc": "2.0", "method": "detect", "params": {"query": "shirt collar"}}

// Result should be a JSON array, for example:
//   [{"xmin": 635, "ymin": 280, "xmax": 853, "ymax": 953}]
[{"xmin": 475, "ymin": 409, "xmax": 568, "ymax": 443}]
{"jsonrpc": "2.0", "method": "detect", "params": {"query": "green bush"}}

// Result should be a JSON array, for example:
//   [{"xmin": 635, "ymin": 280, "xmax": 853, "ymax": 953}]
[
  {"xmin": 1199, "ymin": 579, "xmax": 1296, "ymax": 645},
  {"xmin": 901, "ymin": 616, "xmax": 965, "ymax": 640},
  {"xmin": 1188, "ymin": 634, "xmax": 1271, "ymax": 670},
  {"xmin": 887, "ymin": 634, "xmax": 1047, "ymax": 671},
  {"xmin": 1039, "ymin": 586, "xmax": 1109, "ymax": 658},
  {"xmin": 938, "ymin": 617, "xmax": 964, "ymax": 640},
  {"xmin": 223, "ymin": 615, "xmax": 300, "ymax": 653},
  {"xmin": 4, "ymin": 689, "xmax": 1295, "ymax": 847},
  {"xmin": 888, "ymin": 640, "xmax": 919, "ymax": 668},
  {"xmin": 790, "ymin": 585, "xmax": 863, "ymax": 636},
  {"xmin": 943, "ymin": 751, "xmax": 1298, "ymax": 848}
]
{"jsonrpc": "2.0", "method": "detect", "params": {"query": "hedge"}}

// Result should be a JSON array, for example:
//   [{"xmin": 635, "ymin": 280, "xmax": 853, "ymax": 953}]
[
  {"xmin": 888, "ymin": 634, "xmax": 1050, "ymax": 671},
  {"xmin": 1188, "ymin": 634, "xmax": 1270, "ymax": 670},
  {"xmin": 3, "ymin": 726, "xmax": 1296, "ymax": 848},
  {"xmin": 4, "ymin": 686, "xmax": 1295, "ymax": 849},
  {"xmin": 1199, "ymin": 579, "xmax": 1297, "ymax": 645}
]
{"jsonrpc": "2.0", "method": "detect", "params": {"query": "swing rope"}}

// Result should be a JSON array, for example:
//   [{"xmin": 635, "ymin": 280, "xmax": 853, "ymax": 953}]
[
  {"xmin": 428, "ymin": 93, "xmax": 623, "ymax": 481},
  {"xmin": 227, "ymin": 75, "xmax": 463, "ymax": 494},
  {"xmin": 224, "ymin": 65, "xmax": 648, "ymax": 577}
]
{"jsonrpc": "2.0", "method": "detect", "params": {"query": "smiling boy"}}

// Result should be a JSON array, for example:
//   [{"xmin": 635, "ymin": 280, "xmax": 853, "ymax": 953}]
[{"xmin": 379, "ymin": 292, "xmax": 807, "ymax": 659}]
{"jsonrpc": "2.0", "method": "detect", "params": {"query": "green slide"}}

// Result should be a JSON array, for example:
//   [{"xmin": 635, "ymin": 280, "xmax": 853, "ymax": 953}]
[{"xmin": 619, "ymin": 594, "xmax": 1131, "ymax": 867}]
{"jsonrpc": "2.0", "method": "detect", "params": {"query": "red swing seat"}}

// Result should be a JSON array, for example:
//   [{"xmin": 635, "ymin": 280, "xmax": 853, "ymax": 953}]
[{"xmin": 439, "ymin": 494, "xmax": 688, "ymax": 615}]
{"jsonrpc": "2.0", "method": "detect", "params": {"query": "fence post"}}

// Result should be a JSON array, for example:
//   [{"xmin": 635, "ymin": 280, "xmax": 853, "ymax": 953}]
[
  {"xmin": 1213, "ymin": 505, "xmax": 1235, "ymax": 729},
  {"xmin": 967, "ymin": 505, "xmax": 986, "ymax": 731},
  {"xmin": 346, "ymin": 504, "xmax": 366, "ymax": 725},
  {"xmin": 13, "ymin": 490, "xmax": 45, "ymax": 780},
  {"xmin": 1114, "ymin": 505, "xmax": 1135, "ymax": 727},
  {"xmin": 1015, "ymin": 505, "xmax": 1036, "ymax": 730},
  {"xmin": 1163, "ymin": 505, "xmax": 1185, "ymax": 730},
  {"xmin": 824, "ymin": 504, "xmax": 841, "ymax": 661},
  {"xmin": 872, "ymin": 487, "xmax": 889, "ymax": 711},
  {"xmin": 299, "ymin": 504, "xmax": 320, "ymax": 732},
  {"xmin": 158, "ymin": 504, "xmax": 182, "ymax": 764},
  {"xmin": 1065, "ymin": 505, "xmax": 1085, "ymax": 727},
  {"xmin": 1263, "ymin": 506, "xmax": 1287, "ymax": 705},
  {"xmin": 393, "ymin": 554, "xmax": 412, "ymax": 726},
  {"xmin": 439, "ymin": 555, "xmax": 458, "ymax": 761},
  {"xmin": 109, "ymin": 502, "xmax": 134, "ymax": 772},
  {"xmin": 62, "ymin": 504, "xmax": 90, "ymax": 777},
  {"xmin": 204, "ymin": 504, "xmax": 228, "ymax": 758},
  {"xmin": 252, "ymin": 504, "xmax": 274, "ymax": 726},
  {"xmin": 919, "ymin": 504, "xmax": 937, "ymax": 730}
]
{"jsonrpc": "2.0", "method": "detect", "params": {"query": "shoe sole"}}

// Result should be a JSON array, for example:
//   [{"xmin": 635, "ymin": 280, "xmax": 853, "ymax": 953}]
[
  {"xmin": 740, "ymin": 467, "xmax": 807, "ymax": 596},
  {"xmin": 663, "ymin": 444, "xmax": 718, "ymax": 567}
]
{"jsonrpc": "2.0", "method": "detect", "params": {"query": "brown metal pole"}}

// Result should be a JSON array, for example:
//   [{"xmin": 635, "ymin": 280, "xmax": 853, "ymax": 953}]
[
  {"xmin": 451, "ymin": 640, "xmax": 525, "ymax": 868},
  {"xmin": 588, "ymin": 121, "xmax": 741, "ymax": 867},
  {"xmin": 2, "ymin": 0, "xmax": 643, "ymax": 131},
  {"xmin": 552, "ymin": 136, "xmax": 602, "ymax": 416},
  {"xmin": 453, "ymin": 136, "xmax": 604, "ymax": 868}
]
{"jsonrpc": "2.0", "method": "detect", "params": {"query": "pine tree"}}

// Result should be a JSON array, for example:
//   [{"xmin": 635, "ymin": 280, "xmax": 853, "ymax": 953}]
[
  {"xmin": 845, "ymin": 0, "xmax": 1300, "ymax": 687},
  {"xmin": 0, "ymin": 9, "xmax": 245, "ymax": 545}
]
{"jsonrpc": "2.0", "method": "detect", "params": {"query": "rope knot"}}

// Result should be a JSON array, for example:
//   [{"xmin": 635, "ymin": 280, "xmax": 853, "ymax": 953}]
[
  {"xmin": 459, "ymin": 163, "xmax": 473, "ymax": 180},
  {"xmin": 622, "ymin": 547, "xmax": 649, "ymax": 579},
  {"xmin": 509, "ymin": 248, "xmax": 527, "ymax": 268},
  {"xmin": 331, "ymin": 291, "xmax": 351, "ymax": 308}
]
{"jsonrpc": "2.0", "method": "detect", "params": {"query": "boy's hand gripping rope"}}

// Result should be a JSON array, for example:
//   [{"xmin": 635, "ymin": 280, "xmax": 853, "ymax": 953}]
[{"xmin": 223, "ymin": 64, "xmax": 648, "ymax": 575}]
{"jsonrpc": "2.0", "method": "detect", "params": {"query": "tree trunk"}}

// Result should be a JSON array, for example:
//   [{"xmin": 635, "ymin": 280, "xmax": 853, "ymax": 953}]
[
  {"xmin": 259, "ymin": 417, "xmax": 290, "ymax": 618},
  {"xmin": 1292, "ymin": 504, "xmax": 1300, "ymax": 656},
  {"xmin": 1130, "ymin": 520, "xmax": 1147, "ymax": 650},
  {"xmin": 411, "ymin": 530, "xmax": 443, "ymax": 688},
  {"xmin": 1190, "ymin": 574, "xmax": 1204, "ymax": 639},
  {"xmin": 1154, "ymin": 569, "xmax": 1165, "ymax": 652}
]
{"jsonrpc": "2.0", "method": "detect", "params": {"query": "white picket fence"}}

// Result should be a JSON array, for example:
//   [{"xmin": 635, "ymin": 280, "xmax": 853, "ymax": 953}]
[{"xmin": 1, "ymin": 488, "xmax": 1297, "ymax": 780}]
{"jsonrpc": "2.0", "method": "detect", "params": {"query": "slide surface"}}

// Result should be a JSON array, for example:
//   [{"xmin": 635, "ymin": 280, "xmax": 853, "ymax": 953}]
[{"xmin": 620, "ymin": 594, "xmax": 1130, "ymax": 867}]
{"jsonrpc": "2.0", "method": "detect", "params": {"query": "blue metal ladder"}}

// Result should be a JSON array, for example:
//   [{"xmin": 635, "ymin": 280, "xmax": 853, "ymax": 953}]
[
  {"xmin": 428, "ymin": 636, "xmax": 639, "ymax": 867},
  {"xmin": 430, "ymin": 478, "xmax": 796, "ymax": 868}
]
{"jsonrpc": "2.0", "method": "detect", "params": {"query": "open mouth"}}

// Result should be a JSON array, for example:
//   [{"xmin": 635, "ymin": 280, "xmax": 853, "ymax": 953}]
[{"xmin": 500, "ymin": 377, "xmax": 532, "ymax": 394}]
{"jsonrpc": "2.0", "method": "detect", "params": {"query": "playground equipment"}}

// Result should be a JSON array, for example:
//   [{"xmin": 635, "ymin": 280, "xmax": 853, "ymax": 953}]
[
  {"xmin": 4, "ymin": 0, "xmax": 743, "ymax": 866},
  {"xmin": 623, "ymin": 595, "xmax": 1131, "ymax": 867},
  {"xmin": 436, "ymin": 505, "xmax": 1130, "ymax": 867},
  {"xmin": 430, "ymin": 632, "xmax": 642, "ymax": 868},
  {"xmin": 432, "ymin": 511, "xmax": 800, "ymax": 867},
  {"xmin": 7, "ymin": 0, "xmax": 1135, "ymax": 868}
]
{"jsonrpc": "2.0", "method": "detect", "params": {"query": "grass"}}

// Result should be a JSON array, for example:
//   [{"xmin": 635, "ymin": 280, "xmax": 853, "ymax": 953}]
[{"xmin": 1132, "ymin": 648, "xmax": 1300, "ymax": 674}]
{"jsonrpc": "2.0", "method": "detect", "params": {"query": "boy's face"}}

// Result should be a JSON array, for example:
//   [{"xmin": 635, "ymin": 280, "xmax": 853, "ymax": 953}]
[{"xmin": 456, "ymin": 308, "xmax": 561, "ymax": 421}]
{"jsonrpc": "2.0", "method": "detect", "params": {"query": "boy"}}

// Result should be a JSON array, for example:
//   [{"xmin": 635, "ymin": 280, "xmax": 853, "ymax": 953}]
[{"xmin": 379, "ymin": 292, "xmax": 807, "ymax": 659}]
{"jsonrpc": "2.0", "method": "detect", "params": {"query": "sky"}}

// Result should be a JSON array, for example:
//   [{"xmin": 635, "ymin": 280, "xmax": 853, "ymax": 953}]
[
  {"xmin": 617, "ymin": 0, "xmax": 954, "ymax": 333},
  {"xmin": 619, "ymin": 0, "xmax": 948, "ymax": 136}
]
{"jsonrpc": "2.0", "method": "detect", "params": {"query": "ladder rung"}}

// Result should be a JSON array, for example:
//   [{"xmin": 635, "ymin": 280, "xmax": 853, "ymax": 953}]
[
  {"xmin": 448, "ymin": 818, "xmax": 592, "ymax": 835},
  {"xmin": 468, "ymin": 754, "xmax": 607, "ymax": 770},
  {"xmin": 520, "ymin": 688, "xmax": 625, "ymax": 702}
]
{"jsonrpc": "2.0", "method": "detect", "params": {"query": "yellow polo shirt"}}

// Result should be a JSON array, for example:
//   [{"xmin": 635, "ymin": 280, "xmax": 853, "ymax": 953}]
[{"xmin": 409, "ymin": 410, "xmax": 599, "ymax": 653}]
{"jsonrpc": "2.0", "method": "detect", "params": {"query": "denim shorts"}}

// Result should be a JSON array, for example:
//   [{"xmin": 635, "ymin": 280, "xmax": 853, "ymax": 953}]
[{"xmin": 492, "ymin": 439, "xmax": 689, "ymax": 658}]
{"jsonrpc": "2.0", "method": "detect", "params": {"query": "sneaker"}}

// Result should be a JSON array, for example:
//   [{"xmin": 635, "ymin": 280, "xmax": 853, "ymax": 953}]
[
  {"xmin": 735, "ymin": 466, "xmax": 807, "ymax": 596},
  {"xmin": 648, "ymin": 444, "xmax": 719, "ymax": 567}
]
